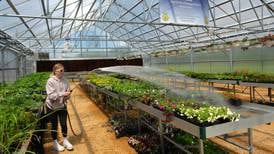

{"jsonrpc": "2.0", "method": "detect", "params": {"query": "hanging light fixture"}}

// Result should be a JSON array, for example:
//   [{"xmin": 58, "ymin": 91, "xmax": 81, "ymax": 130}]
[{"xmin": 63, "ymin": 38, "xmax": 72, "ymax": 53}]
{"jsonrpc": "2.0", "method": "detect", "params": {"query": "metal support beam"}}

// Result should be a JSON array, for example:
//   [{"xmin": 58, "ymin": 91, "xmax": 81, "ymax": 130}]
[
  {"xmin": 23, "ymin": 56, "xmax": 27, "ymax": 75},
  {"xmin": 105, "ymin": 32, "xmax": 108, "ymax": 57},
  {"xmin": 138, "ymin": 16, "xmax": 274, "ymax": 50},
  {"xmin": 92, "ymin": 0, "xmax": 146, "ymax": 52},
  {"xmin": 260, "ymin": 0, "xmax": 274, "ymax": 14},
  {"xmin": 107, "ymin": 3, "xmax": 156, "ymax": 35},
  {"xmin": 103, "ymin": 0, "xmax": 142, "ymax": 31},
  {"xmin": 2, "ymin": 13, "xmax": 271, "ymax": 32},
  {"xmin": 6, "ymin": 0, "xmax": 61, "ymax": 38},
  {"xmin": 49, "ymin": 0, "xmax": 63, "ymax": 16},
  {"xmin": 248, "ymin": 128, "xmax": 253, "ymax": 154},
  {"xmin": 158, "ymin": 119, "xmax": 165, "ymax": 154},
  {"xmin": 60, "ymin": 0, "xmax": 67, "ymax": 38},
  {"xmin": 199, "ymin": 139, "xmax": 204, "ymax": 154},
  {"xmin": 16, "ymin": 19, "xmax": 44, "ymax": 39},
  {"xmin": 230, "ymin": 48, "xmax": 233, "ymax": 72},
  {"xmin": 119, "ymin": 19, "xmax": 159, "ymax": 39},
  {"xmin": 5, "ymin": 0, "xmax": 42, "ymax": 47},
  {"xmin": 113, "ymin": 2, "xmax": 174, "ymax": 41},
  {"xmin": 5, "ymin": 0, "xmax": 270, "ymax": 49},
  {"xmin": 190, "ymin": 50, "xmax": 194, "ymax": 72},
  {"xmin": 40, "ymin": 0, "xmax": 52, "ymax": 44},
  {"xmin": 75, "ymin": 0, "xmax": 97, "ymax": 32},
  {"xmin": 209, "ymin": 1, "xmax": 216, "ymax": 27},
  {"xmin": 30, "ymin": 0, "xmax": 81, "ymax": 48},
  {"xmin": 1, "ymin": 0, "xmax": 273, "ymax": 55},
  {"xmin": 229, "ymin": 0, "xmax": 242, "ymax": 28},
  {"xmin": 33, "ymin": 1, "xmax": 79, "ymax": 46},
  {"xmin": 66, "ymin": 0, "xmax": 82, "ymax": 37},
  {"xmin": 3, "ymin": 18, "xmax": 36, "ymax": 31},
  {"xmin": 0, "ymin": 67, "xmax": 18, "ymax": 71},
  {"xmin": 12, "ymin": 37, "xmax": 178, "ymax": 43},
  {"xmin": 130, "ymin": 14, "xmax": 272, "ymax": 49},
  {"xmin": 53, "ymin": 0, "xmax": 103, "ymax": 49},
  {"xmin": 249, "ymin": 0, "xmax": 264, "ymax": 30},
  {"xmin": 0, "ymin": 0, "xmax": 29, "ymax": 12},
  {"xmin": 81, "ymin": 0, "xmax": 107, "ymax": 31},
  {"xmin": 30, "ymin": 47, "xmax": 131, "ymax": 50},
  {"xmin": 0, "ymin": 42, "xmax": 27, "ymax": 56},
  {"xmin": 1, "ymin": 50, "xmax": 5, "ymax": 83},
  {"xmin": 16, "ymin": 55, "xmax": 20, "ymax": 80}
]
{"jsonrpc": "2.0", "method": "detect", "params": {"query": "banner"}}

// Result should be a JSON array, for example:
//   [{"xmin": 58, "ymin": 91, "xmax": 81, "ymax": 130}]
[{"xmin": 160, "ymin": 0, "xmax": 209, "ymax": 25}]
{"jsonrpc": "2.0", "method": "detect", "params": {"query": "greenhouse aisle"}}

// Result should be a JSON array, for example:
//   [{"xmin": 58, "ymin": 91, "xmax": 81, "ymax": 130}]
[{"xmin": 43, "ymin": 81, "xmax": 136, "ymax": 154}]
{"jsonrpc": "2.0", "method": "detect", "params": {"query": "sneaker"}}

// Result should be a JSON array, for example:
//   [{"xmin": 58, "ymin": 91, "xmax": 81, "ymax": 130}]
[
  {"xmin": 53, "ymin": 141, "xmax": 65, "ymax": 152},
  {"xmin": 63, "ymin": 138, "xmax": 73, "ymax": 150}
]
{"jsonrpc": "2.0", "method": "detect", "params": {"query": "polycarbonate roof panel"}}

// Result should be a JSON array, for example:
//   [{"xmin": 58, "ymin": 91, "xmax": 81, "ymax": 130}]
[
  {"xmin": 0, "ymin": 0, "xmax": 273, "ymax": 56},
  {"xmin": 0, "ymin": 16, "xmax": 21, "ymax": 31},
  {"xmin": 15, "ymin": 0, "xmax": 42, "ymax": 15}
]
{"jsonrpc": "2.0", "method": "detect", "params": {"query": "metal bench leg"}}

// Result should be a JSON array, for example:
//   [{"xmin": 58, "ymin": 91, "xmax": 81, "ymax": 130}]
[
  {"xmin": 248, "ymin": 128, "xmax": 253, "ymax": 154},
  {"xmin": 159, "ymin": 120, "xmax": 165, "ymax": 154},
  {"xmin": 199, "ymin": 139, "xmax": 204, "ymax": 154}
]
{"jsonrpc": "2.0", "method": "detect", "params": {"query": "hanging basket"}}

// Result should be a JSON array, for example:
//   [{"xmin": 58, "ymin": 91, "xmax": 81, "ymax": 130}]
[
  {"xmin": 241, "ymin": 41, "xmax": 250, "ymax": 48},
  {"xmin": 264, "ymin": 40, "xmax": 274, "ymax": 47}
]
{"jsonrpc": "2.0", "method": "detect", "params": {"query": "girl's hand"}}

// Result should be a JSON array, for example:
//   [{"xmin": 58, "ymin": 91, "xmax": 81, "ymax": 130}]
[{"xmin": 63, "ymin": 91, "xmax": 71, "ymax": 97}]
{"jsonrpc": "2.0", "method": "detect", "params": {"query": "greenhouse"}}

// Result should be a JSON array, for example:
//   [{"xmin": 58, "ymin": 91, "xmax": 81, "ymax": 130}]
[{"xmin": 0, "ymin": 0, "xmax": 274, "ymax": 153}]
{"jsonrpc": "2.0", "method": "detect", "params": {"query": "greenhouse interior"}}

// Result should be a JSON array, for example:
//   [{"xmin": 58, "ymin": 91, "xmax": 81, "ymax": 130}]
[{"xmin": 0, "ymin": 0, "xmax": 274, "ymax": 153}]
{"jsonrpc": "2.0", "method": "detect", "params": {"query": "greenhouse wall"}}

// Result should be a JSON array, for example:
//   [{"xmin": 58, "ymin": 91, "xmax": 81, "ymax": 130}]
[
  {"xmin": 0, "ymin": 49, "xmax": 35, "ymax": 83},
  {"xmin": 26, "ymin": 56, "xmax": 36, "ymax": 74},
  {"xmin": 0, "ymin": 50, "xmax": 16, "ymax": 82},
  {"xmin": 145, "ymin": 46, "xmax": 274, "ymax": 74}
]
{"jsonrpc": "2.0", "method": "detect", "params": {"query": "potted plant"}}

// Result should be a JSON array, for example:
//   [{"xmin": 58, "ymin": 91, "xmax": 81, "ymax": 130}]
[
  {"xmin": 241, "ymin": 37, "xmax": 250, "ymax": 47},
  {"xmin": 259, "ymin": 34, "xmax": 274, "ymax": 47},
  {"xmin": 265, "ymin": 39, "xmax": 273, "ymax": 47},
  {"xmin": 163, "ymin": 101, "xmax": 177, "ymax": 122}
]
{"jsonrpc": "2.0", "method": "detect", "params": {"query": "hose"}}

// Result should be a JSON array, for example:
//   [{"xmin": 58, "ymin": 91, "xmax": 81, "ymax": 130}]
[
  {"xmin": 66, "ymin": 101, "xmax": 81, "ymax": 136},
  {"xmin": 67, "ymin": 79, "xmax": 83, "ymax": 136}
]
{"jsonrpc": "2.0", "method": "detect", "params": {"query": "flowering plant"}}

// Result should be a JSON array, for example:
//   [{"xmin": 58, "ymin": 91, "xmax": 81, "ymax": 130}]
[{"xmin": 176, "ymin": 104, "xmax": 240, "ymax": 124}]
